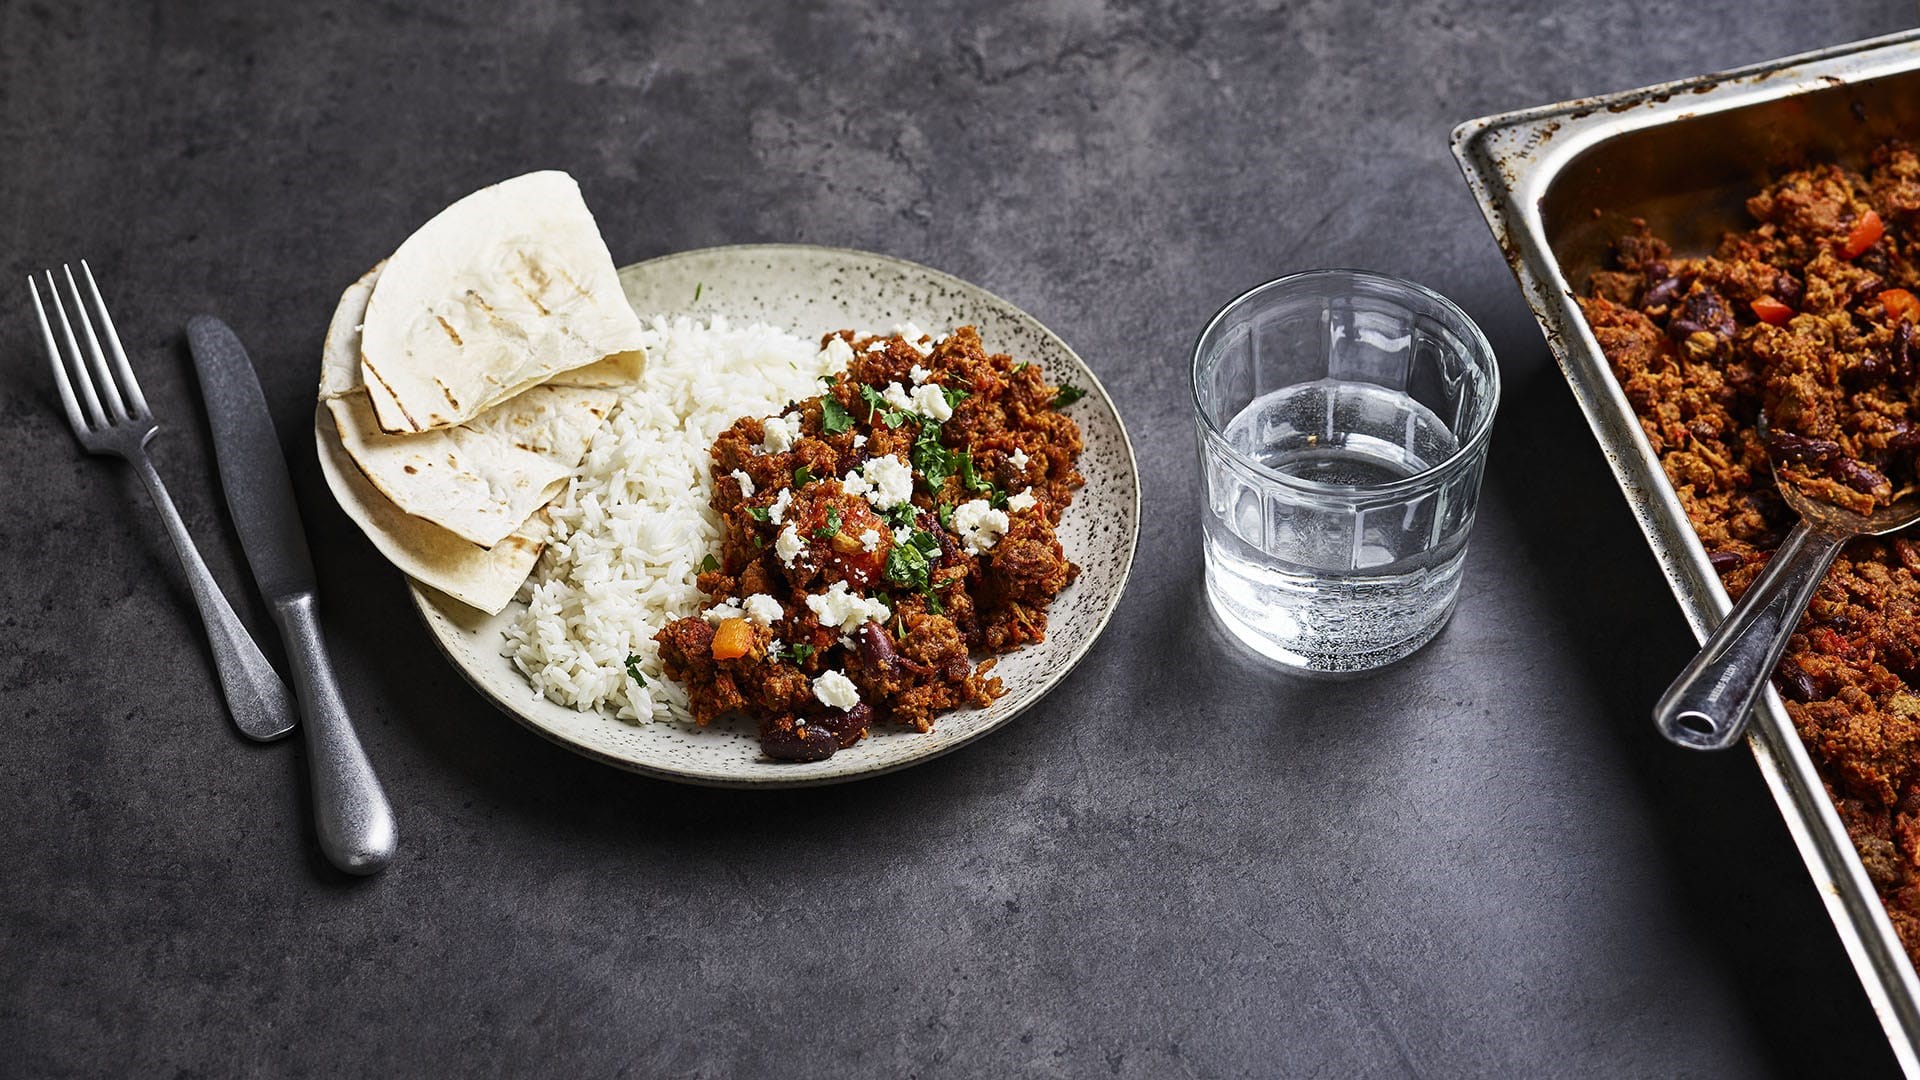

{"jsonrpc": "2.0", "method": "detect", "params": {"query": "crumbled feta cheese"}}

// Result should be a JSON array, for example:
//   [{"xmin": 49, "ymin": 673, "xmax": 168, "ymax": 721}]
[
  {"xmin": 893, "ymin": 525, "xmax": 916, "ymax": 545},
  {"xmin": 852, "ymin": 434, "xmax": 867, "ymax": 449},
  {"xmin": 702, "ymin": 600, "xmax": 745, "ymax": 624},
  {"xmin": 909, "ymin": 364, "xmax": 932, "ymax": 385},
  {"xmin": 743, "ymin": 593, "xmax": 784, "ymax": 628},
  {"xmin": 767, "ymin": 488, "xmax": 793, "ymax": 525},
  {"xmin": 951, "ymin": 498, "xmax": 1010, "ymax": 555},
  {"xmin": 1008, "ymin": 448, "xmax": 1029, "ymax": 470},
  {"xmin": 880, "ymin": 381, "xmax": 914, "ymax": 413},
  {"xmin": 805, "ymin": 581, "xmax": 891, "ymax": 632},
  {"xmin": 776, "ymin": 524, "xmax": 805, "ymax": 568},
  {"xmin": 730, "ymin": 469, "xmax": 755, "ymax": 498},
  {"xmin": 859, "ymin": 528, "xmax": 881, "ymax": 553},
  {"xmin": 1007, "ymin": 488, "xmax": 1038, "ymax": 512},
  {"xmin": 822, "ymin": 336, "xmax": 854, "ymax": 367},
  {"xmin": 893, "ymin": 322, "xmax": 933, "ymax": 356},
  {"xmin": 812, "ymin": 670, "xmax": 860, "ymax": 711},
  {"xmin": 858, "ymin": 455, "xmax": 913, "ymax": 510},
  {"xmin": 843, "ymin": 455, "xmax": 912, "ymax": 511},
  {"xmin": 760, "ymin": 413, "xmax": 800, "ymax": 453},
  {"xmin": 909, "ymin": 382, "xmax": 952, "ymax": 422},
  {"xmin": 864, "ymin": 340, "xmax": 887, "ymax": 354},
  {"xmin": 769, "ymin": 638, "xmax": 783, "ymax": 655}
]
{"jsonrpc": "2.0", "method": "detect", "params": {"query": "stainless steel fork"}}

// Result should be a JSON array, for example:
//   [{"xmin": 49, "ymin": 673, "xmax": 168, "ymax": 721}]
[{"xmin": 32, "ymin": 263, "xmax": 296, "ymax": 742}]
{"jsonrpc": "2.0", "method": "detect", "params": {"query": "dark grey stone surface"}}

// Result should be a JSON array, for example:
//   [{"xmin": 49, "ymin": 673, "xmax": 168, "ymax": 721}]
[{"xmin": 4, "ymin": 1, "xmax": 1916, "ymax": 1075}]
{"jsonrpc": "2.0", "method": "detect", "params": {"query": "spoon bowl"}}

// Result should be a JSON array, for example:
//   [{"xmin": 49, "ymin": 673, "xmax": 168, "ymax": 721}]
[{"xmin": 1655, "ymin": 431, "xmax": 1920, "ymax": 750}]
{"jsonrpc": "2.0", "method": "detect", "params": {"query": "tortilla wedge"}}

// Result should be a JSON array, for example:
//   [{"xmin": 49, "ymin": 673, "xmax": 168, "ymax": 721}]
[
  {"xmin": 359, "ymin": 170, "xmax": 644, "ymax": 433},
  {"xmin": 324, "ymin": 264, "xmax": 616, "ymax": 548},
  {"xmin": 318, "ymin": 267, "xmax": 570, "ymax": 613}
]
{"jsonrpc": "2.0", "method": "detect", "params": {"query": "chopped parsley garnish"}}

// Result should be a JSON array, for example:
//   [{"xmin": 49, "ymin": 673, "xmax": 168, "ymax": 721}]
[
  {"xmin": 1011, "ymin": 361, "xmax": 1031, "ymax": 374},
  {"xmin": 1051, "ymin": 383, "xmax": 1087, "ymax": 408},
  {"xmin": 820, "ymin": 394, "xmax": 852, "ymax": 434},
  {"xmin": 747, "ymin": 506, "xmax": 770, "ymax": 523},
  {"xmin": 940, "ymin": 385, "xmax": 970, "ymax": 412},
  {"xmin": 936, "ymin": 501, "xmax": 955, "ymax": 530},
  {"xmin": 912, "ymin": 424, "xmax": 961, "ymax": 490},
  {"xmin": 884, "ymin": 542, "xmax": 928, "ymax": 591},
  {"xmin": 882, "ymin": 502, "xmax": 919, "ymax": 529},
  {"xmin": 858, "ymin": 384, "xmax": 908, "ymax": 427},
  {"xmin": 624, "ymin": 655, "xmax": 647, "ymax": 686},
  {"xmin": 884, "ymin": 529, "xmax": 947, "ymax": 613},
  {"xmin": 989, "ymin": 487, "xmax": 1010, "ymax": 511},
  {"xmin": 793, "ymin": 465, "xmax": 814, "ymax": 488},
  {"xmin": 698, "ymin": 553, "xmax": 720, "ymax": 574},
  {"xmin": 956, "ymin": 451, "xmax": 994, "ymax": 495},
  {"xmin": 814, "ymin": 504, "xmax": 842, "ymax": 539},
  {"xmin": 694, "ymin": 283, "xmax": 704, "ymax": 302},
  {"xmin": 774, "ymin": 641, "xmax": 815, "ymax": 665}
]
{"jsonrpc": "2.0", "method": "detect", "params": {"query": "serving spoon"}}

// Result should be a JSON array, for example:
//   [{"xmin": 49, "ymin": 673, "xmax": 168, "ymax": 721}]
[{"xmin": 1655, "ymin": 434, "xmax": 1920, "ymax": 750}]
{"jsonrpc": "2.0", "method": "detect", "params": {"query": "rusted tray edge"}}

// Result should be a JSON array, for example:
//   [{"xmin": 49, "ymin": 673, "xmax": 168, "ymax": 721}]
[{"xmin": 1451, "ymin": 29, "xmax": 1920, "ymax": 1075}]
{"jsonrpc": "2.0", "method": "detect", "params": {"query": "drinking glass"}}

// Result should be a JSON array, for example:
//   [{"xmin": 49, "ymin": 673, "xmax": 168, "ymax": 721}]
[{"xmin": 1191, "ymin": 270, "xmax": 1500, "ymax": 672}]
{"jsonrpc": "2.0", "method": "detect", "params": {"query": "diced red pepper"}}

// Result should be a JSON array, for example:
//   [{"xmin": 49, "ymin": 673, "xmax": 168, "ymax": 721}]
[
  {"xmin": 1881, "ymin": 287, "xmax": 1919, "ymax": 324},
  {"xmin": 1749, "ymin": 296, "xmax": 1794, "ymax": 325},
  {"xmin": 1842, "ymin": 209, "xmax": 1884, "ymax": 260},
  {"xmin": 710, "ymin": 617, "xmax": 753, "ymax": 661}
]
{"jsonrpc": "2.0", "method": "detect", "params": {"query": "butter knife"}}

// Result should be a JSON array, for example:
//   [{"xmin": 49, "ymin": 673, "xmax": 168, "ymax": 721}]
[{"xmin": 185, "ymin": 315, "xmax": 396, "ymax": 875}]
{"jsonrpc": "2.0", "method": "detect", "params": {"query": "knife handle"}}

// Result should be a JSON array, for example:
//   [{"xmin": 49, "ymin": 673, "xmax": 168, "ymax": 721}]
[
  {"xmin": 130, "ymin": 451, "xmax": 297, "ymax": 742},
  {"xmin": 271, "ymin": 593, "xmax": 397, "ymax": 875}
]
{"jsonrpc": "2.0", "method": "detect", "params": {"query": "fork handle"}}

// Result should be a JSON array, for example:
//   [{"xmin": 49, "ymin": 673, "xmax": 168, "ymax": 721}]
[
  {"xmin": 271, "ymin": 593, "xmax": 396, "ymax": 875},
  {"xmin": 1654, "ymin": 519, "xmax": 1847, "ymax": 751},
  {"xmin": 129, "ymin": 451, "xmax": 296, "ymax": 742}
]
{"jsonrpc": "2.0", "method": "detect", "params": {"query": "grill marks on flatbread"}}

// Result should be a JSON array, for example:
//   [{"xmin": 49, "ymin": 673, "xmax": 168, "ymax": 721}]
[
  {"xmin": 317, "ymin": 267, "xmax": 558, "ymax": 613},
  {"xmin": 318, "ymin": 170, "xmax": 641, "ymax": 610},
  {"xmin": 359, "ymin": 170, "xmax": 645, "ymax": 434}
]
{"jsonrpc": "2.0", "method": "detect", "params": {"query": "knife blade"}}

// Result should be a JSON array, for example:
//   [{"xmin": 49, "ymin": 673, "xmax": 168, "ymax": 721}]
[{"xmin": 186, "ymin": 315, "xmax": 397, "ymax": 876}]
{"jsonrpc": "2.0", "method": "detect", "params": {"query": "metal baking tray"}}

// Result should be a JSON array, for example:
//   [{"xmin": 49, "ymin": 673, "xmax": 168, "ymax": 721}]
[{"xmin": 1452, "ymin": 29, "xmax": 1920, "ymax": 1072}]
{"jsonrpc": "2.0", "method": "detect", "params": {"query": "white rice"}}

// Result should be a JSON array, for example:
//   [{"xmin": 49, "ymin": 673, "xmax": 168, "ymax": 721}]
[{"xmin": 503, "ymin": 315, "xmax": 847, "ymax": 722}]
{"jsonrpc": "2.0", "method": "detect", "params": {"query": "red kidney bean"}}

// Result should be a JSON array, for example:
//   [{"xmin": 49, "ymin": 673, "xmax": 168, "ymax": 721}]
[
  {"xmin": 856, "ymin": 621, "xmax": 931, "ymax": 677},
  {"xmin": 1773, "ymin": 273, "xmax": 1804, "ymax": 307},
  {"xmin": 1827, "ymin": 456, "xmax": 1890, "ymax": 494},
  {"xmin": 814, "ymin": 702, "xmax": 875, "ymax": 749},
  {"xmin": 1707, "ymin": 550, "xmax": 1743, "ymax": 573},
  {"xmin": 761, "ymin": 722, "xmax": 838, "ymax": 762},
  {"xmin": 1777, "ymin": 663, "xmax": 1819, "ymax": 704},
  {"xmin": 1768, "ymin": 431, "xmax": 1842, "ymax": 463},
  {"xmin": 1642, "ymin": 276, "xmax": 1684, "ymax": 309},
  {"xmin": 1668, "ymin": 288, "xmax": 1736, "ymax": 341}
]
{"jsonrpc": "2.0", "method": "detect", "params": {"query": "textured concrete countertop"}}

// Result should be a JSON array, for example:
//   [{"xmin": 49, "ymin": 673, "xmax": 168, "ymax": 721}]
[{"xmin": 5, "ymin": 2, "xmax": 1917, "ymax": 1075}]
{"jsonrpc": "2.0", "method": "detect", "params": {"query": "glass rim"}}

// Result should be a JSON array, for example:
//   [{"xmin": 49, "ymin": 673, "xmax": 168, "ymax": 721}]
[{"xmin": 1188, "ymin": 268, "xmax": 1502, "ymax": 500}]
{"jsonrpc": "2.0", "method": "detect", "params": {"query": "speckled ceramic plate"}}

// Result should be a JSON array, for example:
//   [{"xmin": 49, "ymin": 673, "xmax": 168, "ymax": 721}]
[{"xmin": 326, "ymin": 244, "xmax": 1139, "ymax": 787}]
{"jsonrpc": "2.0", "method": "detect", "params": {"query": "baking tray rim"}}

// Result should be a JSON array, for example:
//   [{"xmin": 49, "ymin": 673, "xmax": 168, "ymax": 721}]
[{"xmin": 1451, "ymin": 28, "xmax": 1920, "ymax": 1074}]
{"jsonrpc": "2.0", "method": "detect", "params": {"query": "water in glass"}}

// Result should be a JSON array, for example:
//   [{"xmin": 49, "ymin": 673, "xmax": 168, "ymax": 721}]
[{"xmin": 1203, "ymin": 379, "xmax": 1469, "ymax": 671}]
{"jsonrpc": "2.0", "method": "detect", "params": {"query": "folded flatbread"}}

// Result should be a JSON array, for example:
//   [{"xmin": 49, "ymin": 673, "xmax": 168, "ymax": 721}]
[
  {"xmin": 359, "ymin": 170, "xmax": 645, "ymax": 433},
  {"xmin": 325, "ymin": 264, "xmax": 617, "ymax": 548},
  {"xmin": 319, "ymin": 267, "xmax": 582, "ymax": 613}
]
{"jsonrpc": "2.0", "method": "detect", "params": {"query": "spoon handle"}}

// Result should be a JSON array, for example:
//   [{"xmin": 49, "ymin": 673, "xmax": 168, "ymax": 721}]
[{"xmin": 1655, "ymin": 520, "xmax": 1847, "ymax": 751}]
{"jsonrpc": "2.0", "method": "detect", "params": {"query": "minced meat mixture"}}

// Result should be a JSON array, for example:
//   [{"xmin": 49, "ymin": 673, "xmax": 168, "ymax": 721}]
[
  {"xmin": 654, "ymin": 325, "xmax": 1085, "ymax": 763},
  {"xmin": 1580, "ymin": 142, "xmax": 1920, "ymax": 962}
]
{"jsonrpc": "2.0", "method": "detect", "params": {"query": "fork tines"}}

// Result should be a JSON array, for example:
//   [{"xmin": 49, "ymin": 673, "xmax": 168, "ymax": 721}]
[{"xmin": 31, "ymin": 262, "xmax": 151, "ymax": 439}]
